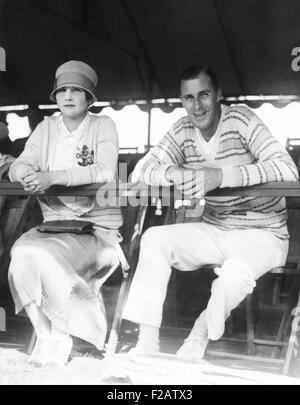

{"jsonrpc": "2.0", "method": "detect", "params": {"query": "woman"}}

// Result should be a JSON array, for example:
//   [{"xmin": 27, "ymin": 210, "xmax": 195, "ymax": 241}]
[{"xmin": 8, "ymin": 60, "xmax": 124, "ymax": 366}]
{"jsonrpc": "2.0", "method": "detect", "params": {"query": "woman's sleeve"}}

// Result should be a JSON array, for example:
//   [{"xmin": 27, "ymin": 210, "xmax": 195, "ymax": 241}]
[
  {"xmin": 9, "ymin": 123, "xmax": 43, "ymax": 181},
  {"xmin": 66, "ymin": 116, "xmax": 119, "ymax": 186}
]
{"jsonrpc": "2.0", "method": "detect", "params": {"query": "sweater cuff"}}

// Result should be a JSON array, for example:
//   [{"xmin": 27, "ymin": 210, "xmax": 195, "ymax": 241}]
[
  {"xmin": 66, "ymin": 167, "xmax": 93, "ymax": 186},
  {"xmin": 220, "ymin": 166, "xmax": 241, "ymax": 188},
  {"xmin": 141, "ymin": 163, "xmax": 175, "ymax": 186},
  {"xmin": 162, "ymin": 164, "xmax": 177, "ymax": 186},
  {"xmin": 66, "ymin": 169, "xmax": 73, "ymax": 186}
]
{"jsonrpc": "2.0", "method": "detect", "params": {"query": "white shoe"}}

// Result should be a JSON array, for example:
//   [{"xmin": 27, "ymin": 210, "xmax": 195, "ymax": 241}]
[
  {"xmin": 51, "ymin": 335, "xmax": 73, "ymax": 365},
  {"xmin": 29, "ymin": 338, "xmax": 55, "ymax": 367},
  {"xmin": 176, "ymin": 336, "xmax": 208, "ymax": 361},
  {"xmin": 29, "ymin": 336, "xmax": 72, "ymax": 367},
  {"xmin": 128, "ymin": 339, "xmax": 160, "ymax": 356}
]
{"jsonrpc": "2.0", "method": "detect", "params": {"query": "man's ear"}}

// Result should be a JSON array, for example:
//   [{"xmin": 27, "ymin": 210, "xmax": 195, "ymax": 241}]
[{"xmin": 216, "ymin": 87, "xmax": 222, "ymax": 102}]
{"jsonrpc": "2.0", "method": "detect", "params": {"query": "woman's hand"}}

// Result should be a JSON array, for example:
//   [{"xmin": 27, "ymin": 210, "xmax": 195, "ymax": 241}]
[
  {"xmin": 22, "ymin": 170, "xmax": 53, "ymax": 193},
  {"xmin": 16, "ymin": 165, "xmax": 38, "ymax": 192}
]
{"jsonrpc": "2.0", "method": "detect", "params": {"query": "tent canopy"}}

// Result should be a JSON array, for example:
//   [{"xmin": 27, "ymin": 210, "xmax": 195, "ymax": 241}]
[{"xmin": 1, "ymin": 0, "xmax": 300, "ymax": 107}]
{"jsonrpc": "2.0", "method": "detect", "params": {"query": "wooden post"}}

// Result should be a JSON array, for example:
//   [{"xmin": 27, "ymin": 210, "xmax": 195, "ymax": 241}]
[
  {"xmin": 146, "ymin": 103, "xmax": 152, "ymax": 153},
  {"xmin": 0, "ymin": 307, "xmax": 5, "ymax": 331}
]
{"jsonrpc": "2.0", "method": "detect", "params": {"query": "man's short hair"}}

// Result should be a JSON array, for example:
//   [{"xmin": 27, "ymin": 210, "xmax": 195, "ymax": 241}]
[{"xmin": 179, "ymin": 65, "xmax": 220, "ymax": 92}]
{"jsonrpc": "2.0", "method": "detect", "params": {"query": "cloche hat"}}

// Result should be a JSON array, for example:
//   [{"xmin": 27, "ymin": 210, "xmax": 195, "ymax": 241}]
[{"xmin": 50, "ymin": 60, "xmax": 98, "ymax": 103}]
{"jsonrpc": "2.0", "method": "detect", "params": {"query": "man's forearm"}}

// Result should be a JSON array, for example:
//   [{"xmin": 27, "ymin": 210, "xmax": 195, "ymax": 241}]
[{"xmin": 220, "ymin": 158, "xmax": 298, "ymax": 188}]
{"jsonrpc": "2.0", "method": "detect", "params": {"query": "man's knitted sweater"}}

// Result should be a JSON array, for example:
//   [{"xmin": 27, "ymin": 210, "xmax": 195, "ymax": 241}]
[{"xmin": 133, "ymin": 105, "xmax": 299, "ymax": 240}]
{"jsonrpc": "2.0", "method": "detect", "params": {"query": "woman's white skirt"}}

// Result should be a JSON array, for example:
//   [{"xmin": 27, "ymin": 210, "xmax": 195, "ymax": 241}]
[{"xmin": 8, "ymin": 228, "xmax": 121, "ymax": 349}]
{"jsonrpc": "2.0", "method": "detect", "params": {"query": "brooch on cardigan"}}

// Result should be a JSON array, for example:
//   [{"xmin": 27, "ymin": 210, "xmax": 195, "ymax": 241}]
[{"xmin": 76, "ymin": 145, "xmax": 94, "ymax": 166}]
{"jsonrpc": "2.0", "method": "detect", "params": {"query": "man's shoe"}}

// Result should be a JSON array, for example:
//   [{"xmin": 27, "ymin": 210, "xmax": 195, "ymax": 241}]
[
  {"xmin": 176, "ymin": 336, "xmax": 208, "ymax": 361},
  {"xmin": 127, "ymin": 339, "xmax": 160, "ymax": 356}
]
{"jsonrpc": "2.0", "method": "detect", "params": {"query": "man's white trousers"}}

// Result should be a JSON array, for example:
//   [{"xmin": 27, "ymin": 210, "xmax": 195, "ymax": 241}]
[{"xmin": 122, "ymin": 222, "xmax": 288, "ymax": 340}]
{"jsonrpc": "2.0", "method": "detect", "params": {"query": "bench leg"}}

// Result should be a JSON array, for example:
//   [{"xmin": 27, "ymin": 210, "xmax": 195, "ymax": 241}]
[
  {"xmin": 246, "ymin": 294, "xmax": 255, "ymax": 355},
  {"xmin": 0, "ymin": 307, "xmax": 6, "ymax": 331},
  {"xmin": 271, "ymin": 280, "xmax": 298, "ymax": 358},
  {"xmin": 272, "ymin": 275, "xmax": 281, "ymax": 306},
  {"xmin": 105, "ymin": 276, "xmax": 129, "ymax": 356},
  {"xmin": 27, "ymin": 330, "xmax": 36, "ymax": 355},
  {"xmin": 105, "ymin": 205, "xmax": 148, "ymax": 356},
  {"xmin": 282, "ymin": 292, "xmax": 300, "ymax": 375}
]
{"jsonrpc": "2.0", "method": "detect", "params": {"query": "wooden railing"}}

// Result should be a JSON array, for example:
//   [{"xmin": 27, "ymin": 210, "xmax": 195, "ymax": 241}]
[{"xmin": 1, "ymin": 181, "xmax": 300, "ymax": 197}]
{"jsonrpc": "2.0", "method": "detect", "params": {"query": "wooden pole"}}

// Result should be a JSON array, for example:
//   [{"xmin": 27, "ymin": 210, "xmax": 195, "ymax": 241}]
[{"xmin": 146, "ymin": 103, "xmax": 152, "ymax": 152}]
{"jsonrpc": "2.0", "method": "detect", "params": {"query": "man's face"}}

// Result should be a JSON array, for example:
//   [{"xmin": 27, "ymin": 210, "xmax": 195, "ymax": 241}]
[
  {"xmin": 180, "ymin": 73, "xmax": 221, "ymax": 139},
  {"xmin": 55, "ymin": 86, "xmax": 89, "ymax": 120}
]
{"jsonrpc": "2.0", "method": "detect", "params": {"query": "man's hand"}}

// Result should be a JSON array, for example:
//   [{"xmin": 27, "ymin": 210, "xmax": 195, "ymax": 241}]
[{"xmin": 166, "ymin": 166, "xmax": 223, "ymax": 198}]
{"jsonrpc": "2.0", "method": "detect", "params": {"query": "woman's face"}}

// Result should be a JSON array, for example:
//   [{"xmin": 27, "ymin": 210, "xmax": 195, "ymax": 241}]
[{"xmin": 55, "ymin": 87, "xmax": 89, "ymax": 120}]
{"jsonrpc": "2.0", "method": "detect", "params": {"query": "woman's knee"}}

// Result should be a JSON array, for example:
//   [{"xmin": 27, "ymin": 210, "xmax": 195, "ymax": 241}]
[
  {"xmin": 9, "ymin": 255, "xmax": 29, "ymax": 286},
  {"xmin": 9, "ymin": 244, "xmax": 43, "ymax": 284}
]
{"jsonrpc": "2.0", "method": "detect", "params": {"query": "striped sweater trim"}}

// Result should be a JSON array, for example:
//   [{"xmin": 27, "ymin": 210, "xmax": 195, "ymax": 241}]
[
  {"xmin": 223, "ymin": 115, "xmax": 249, "ymax": 126},
  {"xmin": 224, "ymin": 108, "xmax": 253, "ymax": 121},
  {"xmin": 202, "ymin": 215, "xmax": 289, "ymax": 240},
  {"xmin": 206, "ymin": 197, "xmax": 283, "ymax": 211}
]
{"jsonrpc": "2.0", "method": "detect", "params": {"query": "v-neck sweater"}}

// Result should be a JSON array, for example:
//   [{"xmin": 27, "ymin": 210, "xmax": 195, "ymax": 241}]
[{"xmin": 132, "ymin": 105, "xmax": 299, "ymax": 240}]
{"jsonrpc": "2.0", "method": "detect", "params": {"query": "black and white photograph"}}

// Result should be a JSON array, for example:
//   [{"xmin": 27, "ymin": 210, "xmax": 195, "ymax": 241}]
[{"xmin": 1, "ymin": 0, "xmax": 300, "ymax": 388}]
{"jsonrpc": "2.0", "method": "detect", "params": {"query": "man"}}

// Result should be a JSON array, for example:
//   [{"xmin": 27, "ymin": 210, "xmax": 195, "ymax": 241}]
[{"xmin": 122, "ymin": 65, "xmax": 299, "ymax": 360}]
